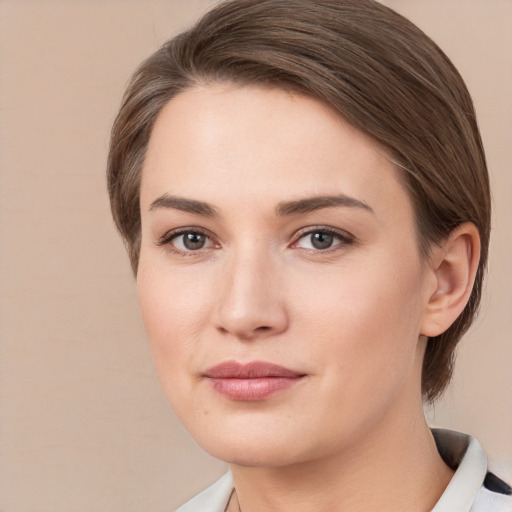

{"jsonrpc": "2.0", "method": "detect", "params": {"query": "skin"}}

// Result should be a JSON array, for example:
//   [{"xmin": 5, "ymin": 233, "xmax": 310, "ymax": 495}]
[{"xmin": 137, "ymin": 84, "xmax": 479, "ymax": 511}]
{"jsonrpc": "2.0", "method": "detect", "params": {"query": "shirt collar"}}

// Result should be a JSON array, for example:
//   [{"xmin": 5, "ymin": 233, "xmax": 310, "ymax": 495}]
[{"xmin": 431, "ymin": 428, "xmax": 488, "ymax": 512}]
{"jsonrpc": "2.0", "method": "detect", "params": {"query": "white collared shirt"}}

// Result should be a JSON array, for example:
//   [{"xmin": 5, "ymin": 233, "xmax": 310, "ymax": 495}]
[{"xmin": 175, "ymin": 429, "xmax": 512, "ymax": 512}]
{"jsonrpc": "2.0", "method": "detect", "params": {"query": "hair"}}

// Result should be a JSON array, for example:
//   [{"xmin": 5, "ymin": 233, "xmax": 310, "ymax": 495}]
[{"xmin": 107, "ymin": 0, "xmax": 490, "ymax": 402}]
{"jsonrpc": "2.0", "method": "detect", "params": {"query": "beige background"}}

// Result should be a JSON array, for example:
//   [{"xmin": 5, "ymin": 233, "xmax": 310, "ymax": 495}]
[{"xmin": 0, "ymin": 1, "xmax": 510, "ymax": 511}]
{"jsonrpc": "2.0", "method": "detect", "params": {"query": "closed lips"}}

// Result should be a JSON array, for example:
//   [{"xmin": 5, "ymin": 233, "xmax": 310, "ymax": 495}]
[
  {"xmin": 203, "ymin": 360, "xmax": 305, "ymax": 379},
  {"xmin": 203, "ymin": 361, "xmax": 306, "ymax": 401}
]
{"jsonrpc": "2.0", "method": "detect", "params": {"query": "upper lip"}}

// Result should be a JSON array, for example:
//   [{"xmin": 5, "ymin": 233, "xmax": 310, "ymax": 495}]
[{"xmin": 203, "ymin": 360, "xmax": 304, "ymax": 379}]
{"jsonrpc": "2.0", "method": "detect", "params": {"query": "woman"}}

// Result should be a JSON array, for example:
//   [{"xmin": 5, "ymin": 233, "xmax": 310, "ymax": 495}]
[{"xmin": 107, "ymin": 0, "xmax": 511, "ymax": 510}]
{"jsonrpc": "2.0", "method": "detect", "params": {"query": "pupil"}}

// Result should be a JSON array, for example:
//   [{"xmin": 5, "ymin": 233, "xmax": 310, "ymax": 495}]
[
  {"xmin": 311, "ymin": 232, "xmax": 333, "ymax": 250},
  {"xmin": 184, "ymin": 233, "xmax": 205, "ymax": 250}
]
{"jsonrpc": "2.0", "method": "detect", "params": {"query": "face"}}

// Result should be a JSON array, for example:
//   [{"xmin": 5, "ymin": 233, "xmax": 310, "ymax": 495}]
[{"xmin": 137, "ymin": 84, "xmax": 435, "ymax": 467}]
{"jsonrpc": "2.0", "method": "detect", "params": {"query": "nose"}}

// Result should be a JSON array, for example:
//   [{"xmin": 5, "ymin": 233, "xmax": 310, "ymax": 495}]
[{"xmin": 214, "ymin": 249, "xmax": 289, "ymax": 340}]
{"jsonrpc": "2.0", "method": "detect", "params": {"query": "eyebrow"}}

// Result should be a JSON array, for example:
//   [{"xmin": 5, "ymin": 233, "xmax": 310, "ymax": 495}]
[
  {"xmin": 149, "ymin": 194, "xmax": 219, "ymax": 217},
  {"xmin": 276, "ymin": 194, "xmax": 373, "ymax": 216},
  {"xmin": 148, "ymin": 193, "xmax": 373, "ymax": 217}
]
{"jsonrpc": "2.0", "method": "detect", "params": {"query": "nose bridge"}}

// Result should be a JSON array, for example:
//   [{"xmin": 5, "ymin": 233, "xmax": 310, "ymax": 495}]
[{"xmin": 215, "ymin": 241, "xmax": 287, "ymax": 339}]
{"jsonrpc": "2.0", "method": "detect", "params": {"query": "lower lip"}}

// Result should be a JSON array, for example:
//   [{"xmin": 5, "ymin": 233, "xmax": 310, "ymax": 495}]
[{"xmin": 207, "ymin": 376, "xmax": 303, "ymax": 401}]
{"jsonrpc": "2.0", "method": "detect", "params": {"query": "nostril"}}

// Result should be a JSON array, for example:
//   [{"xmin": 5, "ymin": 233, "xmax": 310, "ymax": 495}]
[{"xmin": 216, "ymin": 323, "xmax": 273, "ymax": 338}]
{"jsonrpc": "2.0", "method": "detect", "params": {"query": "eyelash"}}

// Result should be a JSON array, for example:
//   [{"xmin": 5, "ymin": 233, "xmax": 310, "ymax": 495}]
[
  {"xmin": 291, "ymin": 226, "xmax": 355, "ymax": 252},
  {"xmin": 156, "ymin": 226, "xmax": 355, "ymax": 256}
]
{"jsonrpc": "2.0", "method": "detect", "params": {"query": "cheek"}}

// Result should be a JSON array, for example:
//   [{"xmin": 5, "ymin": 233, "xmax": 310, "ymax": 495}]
[
  {"xmin": 136, "ymin": 260, "xmax": 212, "ymax": 374},
  {"xmin": 290, "ymin": 253, "xmax": 426, "ymax": 385},
  {"xmin": 293, "ymin": 250, "xmax": 424, "ymax": 333},
  {"xmin": 136, "ymin": 263, "xmax": 216, "ymax": 424}
]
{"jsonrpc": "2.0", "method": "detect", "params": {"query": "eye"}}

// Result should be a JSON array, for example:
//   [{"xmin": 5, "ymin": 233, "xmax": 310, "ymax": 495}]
[
  {"xmin": 293, "ymin": 228, "xmax": 354, "ymax": 251},
  {"xmin": 157, "ymin": 229, "xmax": 216, "ymax": 254},
  {"xmin": 175, "ymin": 232, "xmax": 210, "ymax": 251}
]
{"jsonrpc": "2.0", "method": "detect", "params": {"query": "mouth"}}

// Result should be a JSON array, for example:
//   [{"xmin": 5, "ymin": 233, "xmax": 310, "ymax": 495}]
[{"xmin": 203, "ymin": 360, "xmax": 306, "ymax": 401}]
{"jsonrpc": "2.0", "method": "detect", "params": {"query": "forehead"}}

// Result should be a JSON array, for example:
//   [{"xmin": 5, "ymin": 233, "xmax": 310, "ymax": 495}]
[{"xmin": 141, "ymin": 83, "xmax": 412, "ymax": 220}]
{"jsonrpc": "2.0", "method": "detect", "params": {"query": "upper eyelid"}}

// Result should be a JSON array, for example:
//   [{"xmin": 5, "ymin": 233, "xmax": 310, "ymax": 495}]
[{"xmin": 292, "ymin": 225, "xmax": 355, "ymax": 241}]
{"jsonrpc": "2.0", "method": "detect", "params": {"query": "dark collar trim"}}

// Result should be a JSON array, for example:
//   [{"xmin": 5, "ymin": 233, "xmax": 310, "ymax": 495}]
[{"xmin": 484, "ymin": 472, "xmax": 512, "ymax": 496}]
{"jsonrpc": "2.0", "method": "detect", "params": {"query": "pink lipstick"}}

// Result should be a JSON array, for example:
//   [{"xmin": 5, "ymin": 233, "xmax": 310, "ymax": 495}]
[{"xmin": 203, "ymin": 361, "xmax": 305, "ymax": 401}]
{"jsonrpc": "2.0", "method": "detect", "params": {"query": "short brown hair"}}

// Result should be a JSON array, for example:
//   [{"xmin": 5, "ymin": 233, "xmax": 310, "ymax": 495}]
[{"xmin": 107, "ymin": 0, "xmax": 490, "ymax": 402}]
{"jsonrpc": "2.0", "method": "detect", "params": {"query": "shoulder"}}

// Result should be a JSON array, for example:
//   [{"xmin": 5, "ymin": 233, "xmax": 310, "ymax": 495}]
[{"xmin": 174, "ymin": 473, "xmax": 234, "ymax": 512}]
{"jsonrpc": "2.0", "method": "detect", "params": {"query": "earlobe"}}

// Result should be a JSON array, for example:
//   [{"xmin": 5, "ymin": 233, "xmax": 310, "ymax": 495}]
[{"xmin": 421, "ymin": 223, "xmax": 481, "ymax": 338}]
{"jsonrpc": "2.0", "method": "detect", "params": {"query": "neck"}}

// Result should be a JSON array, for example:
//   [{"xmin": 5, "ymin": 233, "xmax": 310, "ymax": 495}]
[{"xmin": 229, "ymin": 399, "xmax": 453, "ymax": 512}]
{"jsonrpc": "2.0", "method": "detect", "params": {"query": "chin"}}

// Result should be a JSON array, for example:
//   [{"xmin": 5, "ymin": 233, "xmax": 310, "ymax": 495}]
[
  {"xmin": 206, "ymin": 430, "xmax": 377, "ymax": 470},
  {"xmin": 207, "ymin": 440, "xmax": 304, "ymax": 468},
  {"xmin": 189, "ymin": 420, "xmax": 324, "ymax": 468}
]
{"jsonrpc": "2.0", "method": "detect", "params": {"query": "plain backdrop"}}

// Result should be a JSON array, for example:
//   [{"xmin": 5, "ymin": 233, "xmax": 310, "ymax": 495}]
[{"xmin": 0, "ymin": 1, "xmax": 510, "ymax": 511}]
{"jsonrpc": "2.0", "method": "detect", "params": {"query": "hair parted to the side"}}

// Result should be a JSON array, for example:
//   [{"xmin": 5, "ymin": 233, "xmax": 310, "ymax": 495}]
[{"xmin": 107, "ymin": 0, "xmax": 490, "ymax": 402}]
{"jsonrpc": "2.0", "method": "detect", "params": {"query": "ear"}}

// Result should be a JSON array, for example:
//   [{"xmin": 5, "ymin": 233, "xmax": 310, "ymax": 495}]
[{"xmin": 421, "ymin": 223, "xmax": 481, "ymax": 337}]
